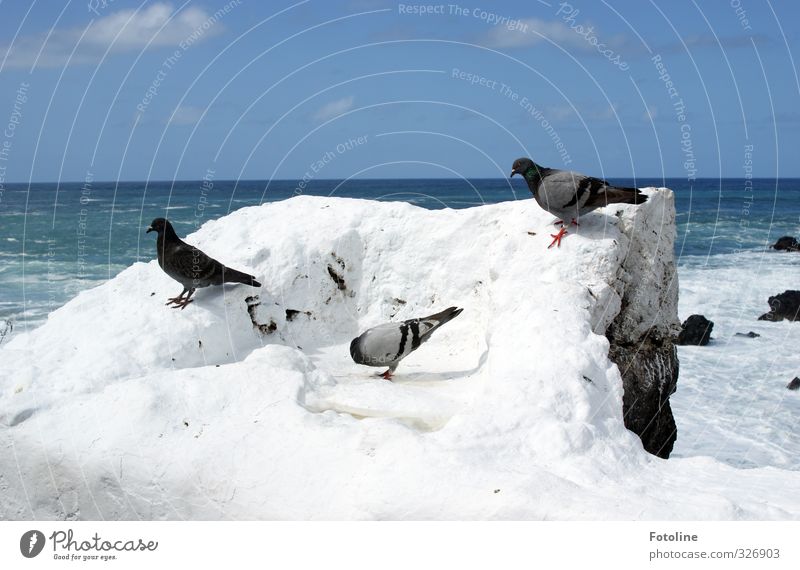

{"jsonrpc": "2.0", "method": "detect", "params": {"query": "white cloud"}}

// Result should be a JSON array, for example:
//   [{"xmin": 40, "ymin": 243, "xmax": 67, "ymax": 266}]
[
  {"xmin": 2, "ymin": 3, "xmax": 222, "ymax": 69},
  {"xmin": 168, "ymin": 105, "xmax": 205, "ymax": 126},
  {"xmin": 483, "ymin": 18, "xmax": 580, "ymax": 49},
  {"xmin": 542, "ymin": 103, "xmax": 618, "ymax": 122},
  {"xmin": 313, "ymin": 96, "xmax": 355, "ymax": 122},
  {"xmin": 546, "ymin": 105, "xmax": 576, "ymax": 120},
  {"xmin": 482, "ymin": 18, "xmax": 628, "ymax": 53}
]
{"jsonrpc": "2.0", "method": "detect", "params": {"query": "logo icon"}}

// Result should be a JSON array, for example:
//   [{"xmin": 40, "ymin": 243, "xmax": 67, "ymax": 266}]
[{"xmin": 20, "ymin": 530, "xmax": 45, "ymax": 558}]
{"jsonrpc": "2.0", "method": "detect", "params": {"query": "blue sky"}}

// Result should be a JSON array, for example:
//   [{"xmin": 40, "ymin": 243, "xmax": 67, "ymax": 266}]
[{"xmin": 0, "ymin": 0, "xmax": 798, "ymax": 181}]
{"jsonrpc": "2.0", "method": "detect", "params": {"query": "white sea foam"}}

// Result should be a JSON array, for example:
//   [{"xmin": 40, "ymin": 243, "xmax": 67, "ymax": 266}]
[{"xmin": 672, "ymin": 250, "xmax": 800, "ymax": 470}]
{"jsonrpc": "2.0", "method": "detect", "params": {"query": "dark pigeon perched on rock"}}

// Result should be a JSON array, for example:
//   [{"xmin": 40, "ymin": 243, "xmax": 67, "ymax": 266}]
[
  {"xmin": 350, "ymin": 306, "xmax": 463, "ymax": 380},
  {"xmin": 147, "ymin": 218, "xmax": 261, "ymax": 309},
  {"xmin": 510, "ymin": 157, "xmax": 648, "ymax": 248},
  {"xmin": 771, "ymin": 236, "xmax": 800, "ymax": 251},
  {"xmin": 676, "ymin": 314, "xmax": 714, "ymax": 346},
  {"xmin": 758, "ymin": 290, "xmax": 800, "ymax": 322}
]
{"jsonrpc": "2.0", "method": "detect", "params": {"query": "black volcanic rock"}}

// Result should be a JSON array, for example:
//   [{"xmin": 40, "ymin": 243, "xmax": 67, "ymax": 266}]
[
  {"xmin": 788, "ymin": 377, "xmax": 800, "ymax": 391},
  {"xmin": 758, "ymin": 290, "xmax": 800, "ymax": 322},
  {"xmin": 677, "ymin": 315, "xmax": 714, "ymax": 346},
  {"xmin": 771, "ymin": 236, "xmax": 800, "ymax": 251}
]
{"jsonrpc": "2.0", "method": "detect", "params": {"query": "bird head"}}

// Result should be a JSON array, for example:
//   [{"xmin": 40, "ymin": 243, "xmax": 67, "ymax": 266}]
[
  {"xmin": 510, "ymin": 157, "xmax": 536, "ymax": 178},
  {"xmin": 146, "ymin": 218, "xmax": 169, "ymax": 235}
]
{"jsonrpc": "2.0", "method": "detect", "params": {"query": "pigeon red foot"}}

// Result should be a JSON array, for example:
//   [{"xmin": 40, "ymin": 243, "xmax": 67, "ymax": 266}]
[
  {"xmin": 548, "ymin": 226, "xmax": 569, "ymax": 248},
  {"xmin": 165, "ymin": 288, "xmax": 196, "ymax": 309}
]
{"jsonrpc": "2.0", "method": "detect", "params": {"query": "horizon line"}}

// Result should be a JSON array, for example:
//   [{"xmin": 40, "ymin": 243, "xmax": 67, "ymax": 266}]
[{"xmin": 1, "ymin": 176, "xmax": 797, "ymax": 185}]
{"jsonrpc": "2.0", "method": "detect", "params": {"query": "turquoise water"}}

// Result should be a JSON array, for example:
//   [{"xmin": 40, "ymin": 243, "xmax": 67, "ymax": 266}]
[{"xmin": 1, "ymin": 177, "xmax": 799, "ymax": 332}]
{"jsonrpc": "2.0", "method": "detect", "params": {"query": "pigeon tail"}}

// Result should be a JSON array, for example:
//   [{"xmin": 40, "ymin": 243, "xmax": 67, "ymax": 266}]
[
  {"xmin": 603, "ymin": 186, "xmax": 648, "ymax": 206},
  {"xmin": 221, "ymin": 266, "xmax": 261, "ymax": 287},
  {"xmin": 423, "ymin": 306, "xmax": 463, "ymax": 328}
]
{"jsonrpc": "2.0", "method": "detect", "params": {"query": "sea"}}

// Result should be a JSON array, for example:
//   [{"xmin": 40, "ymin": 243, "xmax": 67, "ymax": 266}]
[{"xmin": 1, "ymin": 177, "xmax": 799, "ymax": 469}]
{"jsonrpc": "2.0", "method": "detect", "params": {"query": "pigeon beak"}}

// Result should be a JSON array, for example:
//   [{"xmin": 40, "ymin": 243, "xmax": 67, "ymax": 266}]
[
  {"xmin": 146, "ymin": 226, "xmax": 154, "ymax": 233},
  {"xmin": 510, "ymin": 169, "xmax": 518, "ymax": 178}
]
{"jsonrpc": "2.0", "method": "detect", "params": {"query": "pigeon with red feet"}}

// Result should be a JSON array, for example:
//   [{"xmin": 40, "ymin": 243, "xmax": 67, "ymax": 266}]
[{"xmin": 510, "ymin": 157, "xmax": 647, "ymax": 248}]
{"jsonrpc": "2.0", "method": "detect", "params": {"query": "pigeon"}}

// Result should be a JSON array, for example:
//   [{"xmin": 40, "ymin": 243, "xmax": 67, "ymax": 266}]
[
  {"xmin": 510, "ymin": 157, "xmax": 647, "ymax": 248},
  {"xmin": 349, "ymin": 306, "xmax": 464, "ymax": 380},
  {"xmin": 146, "ymin": 218, "xmax": 261, "ymax": 309}
]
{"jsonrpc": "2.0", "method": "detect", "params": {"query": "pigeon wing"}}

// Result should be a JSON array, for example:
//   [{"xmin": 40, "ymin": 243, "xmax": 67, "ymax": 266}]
[
  {"xmin": 353, "ymin": 323, "xmax": 408, "ymax": 368},
  {"xmin": 166, "ymin": 242, "xmax": 225, "ymax": 288},
  {"xmin": 538, "ymin": 170, "xmax": 606, "ymax": 209},
  {"xmin": 580, "ymin": 177, "xmax": 645, "ymax": 209}
]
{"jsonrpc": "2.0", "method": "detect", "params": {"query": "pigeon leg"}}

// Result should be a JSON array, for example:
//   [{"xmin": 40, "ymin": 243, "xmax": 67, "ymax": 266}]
[
  {"xmin": 548, "ymin": 226, "xmax": 569, "ymax": 249},
  {"xmin": 380, "ymin": 369, "xmax": 394, "ymax": 381},
  {"xmin": 570, "ymin": 218, "xmax": 580, "ymax": 227},
  {"xmin": 178, "ymin": 288, "xmax": 196, "ymax": 310},
  {"xmin": 165, "ymin": 288, "xmax": 188, "ymax": 306},
  {"xmin": 553, "ymin": 219, "xmax": 565, "ymax": 226}
]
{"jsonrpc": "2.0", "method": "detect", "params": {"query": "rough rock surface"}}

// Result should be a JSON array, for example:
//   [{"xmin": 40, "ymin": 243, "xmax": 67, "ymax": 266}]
[
  {"xmin": 758, "ymin": 290, "xmax": 800, "ymax": 322},
  {"xmin": 677, "ymin": 314, "xmax": 714, "ymax": 346},
  {"xmin": 604, "ymin": 193, "xmax": 680, "ymax": 458}
]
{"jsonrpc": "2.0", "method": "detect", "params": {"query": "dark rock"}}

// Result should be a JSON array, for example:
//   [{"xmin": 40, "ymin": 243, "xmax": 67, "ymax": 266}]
[
  {"xmin": 676, "ymin": 314, "xmax": 714, "ymax": 346},
  {"xmin": 285, "ymin": 309, "xmax": 312, "ymax": 321},
  {"xmin": 771, "ymin": 236, "xmax": 800, "ymax": 251},
  {"xmin": 788, "ymin": 378, "xmax": 800, "ymax": 391},
  {"xmin": 245, "ymin": 295, "xmax": 278, "ymax": 334},
  {"xmin": 758, "ymin": 290, "xmax": 800, "ymax": 322},
  {"xmin": 608, "ymin": 334, "xmax": 678, "ymax": 459},
  {"xmin": 734, "ymin": 331, "xmax": 760, "ymax": 338},
  {"xmin": 327, "ymin": 265, "xmax": 346, "ymax": 290},
  {"xmin": 604, "ymin": 218, "xmax": 681, "ymax": 459}
]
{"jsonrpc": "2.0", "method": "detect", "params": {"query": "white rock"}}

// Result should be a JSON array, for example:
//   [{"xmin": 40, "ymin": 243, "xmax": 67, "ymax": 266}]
[{"xmin": 1, "ymin": 193, "xmax": 798, "ymax": 520}]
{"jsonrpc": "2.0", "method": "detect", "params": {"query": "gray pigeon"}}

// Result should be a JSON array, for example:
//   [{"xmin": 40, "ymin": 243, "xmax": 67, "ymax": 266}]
[
  {"xmin": 510, "ymin": 157, "xmax": 647, "ymax": 248},
  {"xmin": 350, "ymin": 306, "xmax": 464, "ymax": 380},
  {"xmin": 146, "ymin": 218, "xmax": 261, "ymax": 309}
]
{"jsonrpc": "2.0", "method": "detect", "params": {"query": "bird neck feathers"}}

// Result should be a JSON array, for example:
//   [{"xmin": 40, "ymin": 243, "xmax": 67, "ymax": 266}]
[
  {"xmin": 523, "ymin": 164, "xmax": 545, "ymax": 192},
  {"xmin": 162, "ymin": 223, "xmax": 181, "ymax": 242}
]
